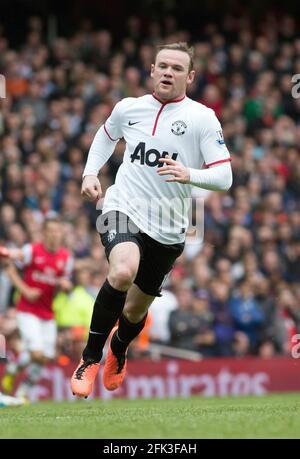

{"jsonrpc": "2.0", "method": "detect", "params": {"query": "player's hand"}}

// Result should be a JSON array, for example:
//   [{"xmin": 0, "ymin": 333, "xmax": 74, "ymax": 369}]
[
  {"xmin": 0, "ymin": 246, "xmax": 11, "ymax": 268},
  {"xmin": 24, "ymin": 287, "xmax": 42, "ymax": 302},
  {"xmin": 81, "ymin": 175, "xmax": 102, "ymax": 202},
  {"xmin": 0, "ymin": 246, "xmax": 10, "ymax": 258},
  {"xmin": 57, "ymin": 278, "xmax": 73, "ymax": 292},
  {"xmin": 157, "ymin": 156, "xmax": 190, "ymax": 183}
]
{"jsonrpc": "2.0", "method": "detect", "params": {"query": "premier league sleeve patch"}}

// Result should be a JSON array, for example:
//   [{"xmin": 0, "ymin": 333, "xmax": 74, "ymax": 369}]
[{"xmin": 216, "ymin": 130, "xmax": 225, "ymax": 145}]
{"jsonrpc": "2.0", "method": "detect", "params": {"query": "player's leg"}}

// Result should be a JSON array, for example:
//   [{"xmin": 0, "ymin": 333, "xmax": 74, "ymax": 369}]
[
  {"xmin": 103, "ymin": 284, "xmax": 154, "ymax": 390},
  {"xmin": 15, "ymin": 318, "xmax": 57, "ymax": 399},
  {"xmin": 1, "ymin": 358, "xmax": 20, "ymax": 395},
  {"xmin": 71, "ymin": 211, "xmax": 142, "ymax": 397},
  {"xmin": 13, "ymin": 313, "xmax": 45, "ymax": 399},
  {"xmin": 103, "ymin": 236, "xmax": 184, "ymax": 391},
  {"xmin": 41, "ymin": 318, "xmax": 57, "ymax": 362},
  {"xmin": 18, "ymin": 318, "xmax": 58, "ymax": 398},
  {"xmin": 83, "ymin": 241, "xmax": 140, "ymax": 361},
  {"xmin": 15, "ymin": 351, "xmax": 45, "ymax": 399},
  {"xmin": 0, "ymin": 391, "xmax": 27, "ymax": 407},
  {"xmin": 2, "ymin": 312, "xmax": 37, "ymax": 394},
  {"xmin": 71, "ymin": 242, "xmax": 140, "ymax": 397}
]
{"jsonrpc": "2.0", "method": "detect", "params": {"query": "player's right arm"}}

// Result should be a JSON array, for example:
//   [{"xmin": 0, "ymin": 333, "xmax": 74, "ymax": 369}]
[
  {"xmin": 0, "ymin": 243, "xmax": 32, "ymax": 264},
  {"xmin": 4, "ymin": 262, "xmax": 41, "ymax": 302},
  {"xmin": 81, "ymin": 175, "xmax": 103, "ymax": 202},
  {"xmin": 1, "ymin": 244, "xmax": 41, "ymax": 301},
  {"xmin": 81, "ymin": 100, "xmax": 124, "ymax": 201},
  {"xmin": 0, "ymin": 244, "xmax": 32, "ymax": 265},
  {"xmin": 0, "ymin": 246, "xmax": 26, "ymax": 262}
]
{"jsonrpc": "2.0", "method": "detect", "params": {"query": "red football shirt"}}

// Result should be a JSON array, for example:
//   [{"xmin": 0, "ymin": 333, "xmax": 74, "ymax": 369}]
[{"xmin": 17, "ymin": 242, "xmax": 73, "ymax": 320}]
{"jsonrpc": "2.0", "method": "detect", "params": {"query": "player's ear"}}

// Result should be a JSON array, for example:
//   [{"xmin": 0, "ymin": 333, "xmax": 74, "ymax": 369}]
[
  {"xmin": 187, "ymin": 70, "xmax": 195, "ymax": 85},
  {"xmin": 150, "ymin": 64, "xmax": 155, "ymax": 78}
]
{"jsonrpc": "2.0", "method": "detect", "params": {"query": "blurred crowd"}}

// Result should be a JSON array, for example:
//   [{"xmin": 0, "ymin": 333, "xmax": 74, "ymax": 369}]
[{"xmin": 0, "ymin": 11, "xmax": 300, "ymax": 363}]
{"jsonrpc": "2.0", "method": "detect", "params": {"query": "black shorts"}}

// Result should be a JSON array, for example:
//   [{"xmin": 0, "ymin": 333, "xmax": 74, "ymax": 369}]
[{"xmin": 98, "ymin": 211, "xmax": 185, "ymax": 297}]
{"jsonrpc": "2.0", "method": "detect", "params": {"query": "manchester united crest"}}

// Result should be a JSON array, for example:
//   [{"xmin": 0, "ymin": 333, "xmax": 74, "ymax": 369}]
[{"xmin": 171, "ymin": 120, "xmax": 187, "ymax": 136}]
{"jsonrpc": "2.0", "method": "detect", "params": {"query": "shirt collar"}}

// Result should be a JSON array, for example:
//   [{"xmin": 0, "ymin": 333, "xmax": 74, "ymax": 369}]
[{"xmin": 152, "ymin": 93, "xmax": 186, "ymax": 105}]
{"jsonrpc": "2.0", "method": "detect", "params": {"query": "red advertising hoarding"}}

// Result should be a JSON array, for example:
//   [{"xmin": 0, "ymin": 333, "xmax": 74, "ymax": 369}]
[{"xmin": 1, "ymin": 357, "xmax": 299, "ymax": 401}]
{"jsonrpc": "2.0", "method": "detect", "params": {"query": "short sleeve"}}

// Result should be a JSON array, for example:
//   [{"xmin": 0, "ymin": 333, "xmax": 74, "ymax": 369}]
[
  {"xmin": 63, "ymin": 255, "xmax": 74, "ymax": 278},
  {"xmin": 22, "ymin": 244, "xmax": 33, "ymax": 265},
  {"xmin": 16, "ymin": 244, "xmax": 32, "ymax": 268},
  {"xmin": 199, "ymin": 109, "xmax": 231, "ymax": 167},
  {"xmin": 104, "ymin": 100, "xmax": 124, "ymax": 141}
]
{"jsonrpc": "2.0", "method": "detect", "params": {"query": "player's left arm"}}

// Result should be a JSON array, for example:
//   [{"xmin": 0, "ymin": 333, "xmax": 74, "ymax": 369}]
[
  {"xmin": 157, "ymin": 155, "xmax": 232, "ymax": 191},
  {"xmin": 4, "ymin": 262, "xmax": 42, "ymax": 302},
  {"xmin": 0, "ymin": 246, "xmax": 28, "ymax": 262},
  {"xmin": 157, "ymin": 109, "xmax": 232, "ymax": 191},
  {"xmin": 56, "ymin": 255, "xmax": 74, "ymax": 292}
]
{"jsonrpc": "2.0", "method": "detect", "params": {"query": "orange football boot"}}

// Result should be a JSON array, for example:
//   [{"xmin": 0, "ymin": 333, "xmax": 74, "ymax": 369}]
[
  {"xmin": 103, "ymin": 328, "xmax": 128, "ymax": 391},
  {"xmin": 71, "ymin": 358, "xmax": 100, "ymax": 398}
]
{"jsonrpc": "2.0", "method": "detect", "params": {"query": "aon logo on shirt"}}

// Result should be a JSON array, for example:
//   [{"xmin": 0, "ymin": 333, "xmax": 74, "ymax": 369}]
[{"xmin": 130, "ymin": 142, "xmax": 178, "ymax": 167}]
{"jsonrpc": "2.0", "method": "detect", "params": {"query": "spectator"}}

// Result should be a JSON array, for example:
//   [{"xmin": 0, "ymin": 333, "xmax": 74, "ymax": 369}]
[{"xmin": 229, "ymin": 279, "xmax": 265, "ymax": 351}]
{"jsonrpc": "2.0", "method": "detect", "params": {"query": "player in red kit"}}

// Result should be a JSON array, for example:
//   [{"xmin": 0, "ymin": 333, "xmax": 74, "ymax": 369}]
[{"xmin": 0, "ymin": 218, "xmax": 73, "ymax": 399}]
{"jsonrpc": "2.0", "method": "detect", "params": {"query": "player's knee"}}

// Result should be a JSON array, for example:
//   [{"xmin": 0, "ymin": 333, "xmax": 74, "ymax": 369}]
[
  {"xmin": 108, "ymin": 265, "xmax": 137, "ymax": 291},
  {"xmin": 123, "ymin": 307, "xmax": 147, "ymax": 324}
]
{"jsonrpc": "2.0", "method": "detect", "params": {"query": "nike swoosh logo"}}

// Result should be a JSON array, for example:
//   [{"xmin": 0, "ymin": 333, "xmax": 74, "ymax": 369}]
[
  {"xmin": 89, "ymin": 330, "xmax": 104, "ymax": 335},
  {"xmin": 128, "ymin": 121, "xmax": 141, "ymax": 126}
]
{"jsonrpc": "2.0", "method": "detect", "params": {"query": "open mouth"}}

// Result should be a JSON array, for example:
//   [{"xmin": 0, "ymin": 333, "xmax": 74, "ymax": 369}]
[{"xmin": 161, "ymin": 80, "xmax": 172, "ymax": 86}]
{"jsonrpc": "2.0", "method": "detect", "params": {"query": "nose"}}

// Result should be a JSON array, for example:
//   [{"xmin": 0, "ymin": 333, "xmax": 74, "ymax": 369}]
[{"xmin": 163, "ymin": 67, "xmax": 173, "ymax": 77}]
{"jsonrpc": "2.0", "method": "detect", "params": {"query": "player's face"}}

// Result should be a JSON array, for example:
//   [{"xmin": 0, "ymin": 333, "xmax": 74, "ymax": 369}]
[
  {"xmin": 44, "ymin": 222, "xmax": 63, "ymax": 251},
  {"xmin": 151, "ymin": 49, "xmax": 195, "ymax": 101}
]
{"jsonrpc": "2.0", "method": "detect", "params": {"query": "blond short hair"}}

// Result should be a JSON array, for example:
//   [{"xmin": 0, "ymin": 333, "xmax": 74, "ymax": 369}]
[{"xmin": 155, "ymin": 42, "xmax": 194, "ymax": 72}]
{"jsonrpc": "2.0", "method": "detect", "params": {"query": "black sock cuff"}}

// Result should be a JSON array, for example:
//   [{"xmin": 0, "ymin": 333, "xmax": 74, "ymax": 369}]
[
  {"xmin": 95, "ymin": 279, "xmax": 127, "ymax": 313},
  {"xmin": 111, "ymin": 312, "xmax": 148, "ymax": 356},
  {"xmin": 103, "ymin": 279, "xmax": 127, "ymax": 299},
  {"xmin": 120, "ymin": 312, "xmax": 148, "ymax": 327}
]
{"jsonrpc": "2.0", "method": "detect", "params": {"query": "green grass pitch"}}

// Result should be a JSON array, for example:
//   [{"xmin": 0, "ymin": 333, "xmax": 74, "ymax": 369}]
[{"xmin": 1, "ymin": 393, "xmax": 300, "ymax": 439}]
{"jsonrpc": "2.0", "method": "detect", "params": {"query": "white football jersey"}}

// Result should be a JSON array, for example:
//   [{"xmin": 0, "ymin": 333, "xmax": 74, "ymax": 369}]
[{"xmin": 102, "ymin": 94, "xmax": 230, "ymax": 244}]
